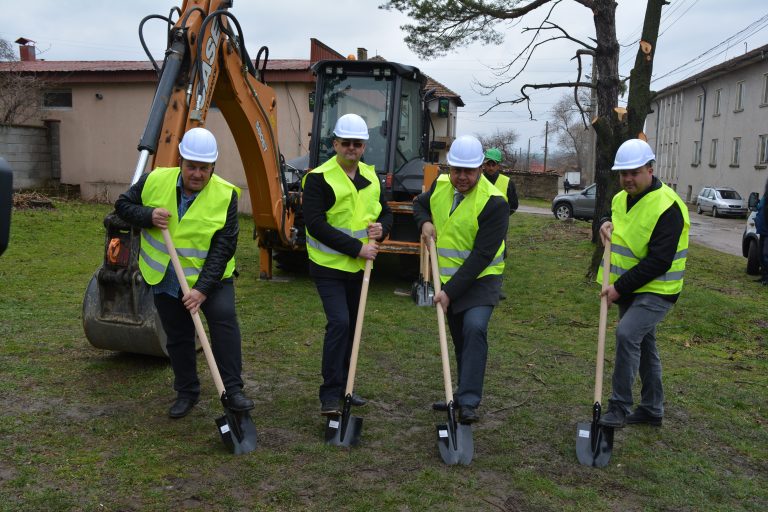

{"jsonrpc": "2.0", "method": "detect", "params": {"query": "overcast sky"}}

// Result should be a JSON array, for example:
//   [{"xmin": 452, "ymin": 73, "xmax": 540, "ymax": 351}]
[{"xmin": 2, "ymin": 1, "xmax": 766, "ymax": 157}]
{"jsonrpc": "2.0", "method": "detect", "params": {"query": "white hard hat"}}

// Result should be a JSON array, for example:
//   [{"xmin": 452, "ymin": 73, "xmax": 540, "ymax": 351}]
[
  {"xmin": 612, "ymin": 139, "xmax": 655, "ymax": 170},
  {"xmin": 178, "ymin": 127, "xmax": 218, "ymax": 163},
  {"xmin": 333, "ymin": 114, "xmax": 369, "ymax": 140},
  {"xmin": 447, "ymin": 135, "xmax": 484, "ymax": 168}
]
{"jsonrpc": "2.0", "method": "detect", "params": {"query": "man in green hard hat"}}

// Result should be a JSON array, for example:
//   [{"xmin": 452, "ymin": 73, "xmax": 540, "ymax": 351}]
[{"xmin": 482, "ymin": 148, "xmax": 518, "ymax": 215}]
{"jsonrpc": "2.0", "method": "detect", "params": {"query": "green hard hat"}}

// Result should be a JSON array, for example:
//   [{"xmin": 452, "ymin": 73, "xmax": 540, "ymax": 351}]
[{"xmin": 484, "ymin": 148, "xmax": 503, "ymax": 163}]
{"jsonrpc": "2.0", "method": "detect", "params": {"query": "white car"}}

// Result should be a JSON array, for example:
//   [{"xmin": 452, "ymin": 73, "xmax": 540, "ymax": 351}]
[{"xmin": 696, "ymin": 187, "xmax": 748, "ymax": 218}]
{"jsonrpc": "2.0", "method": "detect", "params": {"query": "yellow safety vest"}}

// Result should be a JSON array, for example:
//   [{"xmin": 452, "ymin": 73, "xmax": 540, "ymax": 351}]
[
  {"xmin": 597, "ymin": 183, "xmax": 690, "ymax": 295},
  {"xmin": 302, "ymin": 158, "xmax": 382, "ymax": 273},
  {"xmin": 139, "ymin": 167, "xmax": 240, "ymax": 287},
  {"xmin": 430, "ymin": 174, "xmax": 505, "ymax": 284},
  {"xmin": 490, "ymin": 173, "xmax": 510, "ymax": 202}
]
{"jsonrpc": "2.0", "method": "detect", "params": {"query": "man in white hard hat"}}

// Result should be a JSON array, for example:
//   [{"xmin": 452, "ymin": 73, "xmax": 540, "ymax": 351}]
[
  {"xmin": 413, "ymin": 135, "xmax": 509, "ymax": 424},
  {"xmin": 302, "ymin": 113, "xmax": 393, "ymax": 416},
  {"xmin": 596, "ymin": 138, "xmax": 690, "ymax": 429},
  {"xmin": 115, "ymin": 127, "xmax": 254, "ymax": 419}
]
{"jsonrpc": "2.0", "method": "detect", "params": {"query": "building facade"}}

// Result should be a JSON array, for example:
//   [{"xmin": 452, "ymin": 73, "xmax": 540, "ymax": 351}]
[
  {"xmin": 1, "ymin": 38, "xmax": 463, "ymax": 210},
  {"xmin": 646, "ymin": 44, "xmax": 768, "ymax": 203}
]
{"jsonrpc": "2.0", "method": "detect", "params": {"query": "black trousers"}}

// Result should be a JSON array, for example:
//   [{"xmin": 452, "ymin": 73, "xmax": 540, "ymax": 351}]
[
  {"xmin": 314, "ymin": 277, "xmax": 362, "ymax": 403},
  {"xmin": 153, "ymin": 279, "xmax": 244, "ymax": 399}
]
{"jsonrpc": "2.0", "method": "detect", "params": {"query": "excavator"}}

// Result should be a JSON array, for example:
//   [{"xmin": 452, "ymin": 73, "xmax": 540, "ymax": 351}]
[{"xmin": 83, "ymin": 0, "xmax": 441, "ymax": 357}]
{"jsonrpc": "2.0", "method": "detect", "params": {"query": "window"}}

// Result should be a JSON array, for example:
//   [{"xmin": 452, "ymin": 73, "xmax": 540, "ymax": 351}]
[
  {"xmin": 42, "ymin": 89, "xmax": 72, "ymax": 108},
  {"xmin": 731, "ymin": 137, "xmax": 741, "ymax": 166},
  {"xmin": 759, "ymin": 134, "xmax": 768, "ymax": 166},
  {"xmin": 692, "ymin": 141, "xmax": 701, "ymax": 166},
  {"xmin": 709, "ymin": 139, "xmax": 718, "ymax": 167},
  {"xmin": 762, "ymin": 73, "xmax": 768, "ymax": 106},
  {"xmin": 735, "ymin": 81, "xmax": 745, "ymax": 111},
  {"xmin": 695, "ymin": 94, "xmax": 704, "ymax": 120},
  {"xmin": 713, "ymin": 89, "xmax": 722, "ymax": 116}
]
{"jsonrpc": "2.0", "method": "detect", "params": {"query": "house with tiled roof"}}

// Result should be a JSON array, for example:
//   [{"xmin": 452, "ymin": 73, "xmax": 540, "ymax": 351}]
[{"xmin": 0, "ymin": 38, "xmax": 463, "ymax": 207}]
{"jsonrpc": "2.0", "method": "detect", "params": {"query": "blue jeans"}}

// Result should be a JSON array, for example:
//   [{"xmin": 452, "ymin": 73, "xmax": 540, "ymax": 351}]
[
  {"xmin": 447, "ymin": 305, "xmax": 494, "ymax": 408},
  {"xmin": 609, "ymin": 293, "xmax": 673, "ymax": 417}
]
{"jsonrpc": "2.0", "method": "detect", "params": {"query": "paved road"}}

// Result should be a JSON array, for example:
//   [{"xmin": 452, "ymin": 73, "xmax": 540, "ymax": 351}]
[{"xmin": 516, "ymin": 204, "xmax": 745, "ymax": 257}]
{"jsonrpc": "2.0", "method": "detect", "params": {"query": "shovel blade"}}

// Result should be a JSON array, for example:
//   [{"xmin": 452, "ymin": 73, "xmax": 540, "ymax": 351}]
[
  {"xmin": 576, "ymin": 420, "xmax": 613, "ymax": 467},
  {"xmin": 216, "ymin": 409, "xmax": 258, "ymax": 455},
  {"xmin": 436, "ymin": 421, "xmax": 474, "ymax": 465},
  {"xmin": 325, "ymin": 414, "xmax": 363, "ymax": 447}
]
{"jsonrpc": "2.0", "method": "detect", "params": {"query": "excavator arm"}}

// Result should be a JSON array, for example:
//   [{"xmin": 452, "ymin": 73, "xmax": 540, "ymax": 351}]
[
  {"xmin": 83, "ymin": 0, "xmax": 298, "ymax": 357},
  {"xmin": 141, "ymin": 0, "xmax": 298, "ymax": 276}
]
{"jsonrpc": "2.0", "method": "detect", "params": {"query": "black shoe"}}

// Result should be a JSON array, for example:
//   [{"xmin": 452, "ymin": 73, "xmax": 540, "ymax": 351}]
[
  {"xmin": 349, "ymin": 393, "xmax": 367, "ymax": 406},
  {"xmin": 168, "ymin": 397, "xmax": 198, "ymax": 419},
  {"xmin": 432, "ymin": 401, "xmax": 448, "ymax": 411},
  {"xmin": 626, "ymin": 408, "xmax": 662, "ymax": 427},
  {"xmin": 226, "ymin": 391, "xmax": 254, "ymax": 411},
  {"xmin": 598, "ymin": 407, "xmax": 626, "ymax": 428},
  {"xmin": 499, "ymin": 291, "xmax": 507, "ymax": 300},
  {"xmin": 320, "ymin": 400, "xmax": 340, "ymax": 416},
  {"xmin": 459, "ymin": 406, "xmax": 479, "ymax": 424}
]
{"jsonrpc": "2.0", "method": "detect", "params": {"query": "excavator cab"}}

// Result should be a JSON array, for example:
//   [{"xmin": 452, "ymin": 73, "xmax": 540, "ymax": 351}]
[{"xmin": 309, "ymin": 60, "xmax": 439, "ymax": 255}]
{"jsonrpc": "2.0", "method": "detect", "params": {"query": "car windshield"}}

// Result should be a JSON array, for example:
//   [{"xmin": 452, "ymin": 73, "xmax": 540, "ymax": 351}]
[{"xmin": 718, "ymin": 189, "xmax": 742, "ymax": 200}]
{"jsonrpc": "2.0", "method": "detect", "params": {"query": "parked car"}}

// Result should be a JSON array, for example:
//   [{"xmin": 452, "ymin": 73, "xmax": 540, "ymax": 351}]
[
  {"xmin": 552, "ymin": 183, "xmax": 596, "ymax": 220},
  {"xmin": 696, "ymin": 186, "xmax": 748, "ymax": 218},
  {"xmin": 742, "ymin": 191, "xmax": 761, "ymax": 275}
]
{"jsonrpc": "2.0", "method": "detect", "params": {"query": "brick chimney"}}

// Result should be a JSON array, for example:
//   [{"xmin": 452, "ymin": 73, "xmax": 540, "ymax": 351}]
[
  {"xmin": 15, "ymin": 37, "xmax": 36, "ymax": 62},
  {"xmin": 357, "ymin": 47, "xmax": 368, "ymax": 61}
]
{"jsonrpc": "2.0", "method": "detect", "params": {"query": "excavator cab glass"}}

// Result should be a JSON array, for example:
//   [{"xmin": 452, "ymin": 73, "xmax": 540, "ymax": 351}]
[{"xmin": 310, "ymin": 60, "xmax": 428, "ymax": 202}]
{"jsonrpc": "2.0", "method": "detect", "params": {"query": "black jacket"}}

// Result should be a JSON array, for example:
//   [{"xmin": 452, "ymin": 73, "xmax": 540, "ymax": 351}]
[
  {"xmin": 114, "ymin": 171, "xmax": 239, "ymax": 297},
  {"xmin": 599, "ymin": 177, "xmax": 685, "ymax": 304},
  {"xmin": 484, "ymin": 171, "xmax": 519, "ymax": 214},
  {"xmin": 413, "ymin": 177, "xmax": 509, "ymax": 313},
  {"xmin": 302, "ymin": 164, "xmax": 393, "ymax": 280}
]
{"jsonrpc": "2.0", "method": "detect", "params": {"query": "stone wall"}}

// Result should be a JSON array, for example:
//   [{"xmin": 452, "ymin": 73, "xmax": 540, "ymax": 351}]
[
  {"xmin": 0, "ymin": 121, "xmax": 60, "ymax": 190},
  {"xmin": 505, "ymin": 170, "xmax": 560, "ymax": 201}
]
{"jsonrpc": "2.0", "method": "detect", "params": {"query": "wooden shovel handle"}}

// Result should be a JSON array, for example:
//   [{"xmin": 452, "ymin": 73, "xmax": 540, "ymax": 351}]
[
  {"xmin": 161, "ymin": 228, "xmax": 226, "ymax": 397},
  {"xmin": 594, "ymin": 242, "xmax": 611, "ymax": 404},
  {"xmin": 344, "ymin": 258, "xmax": 373, "ymax": 396},
  {"xmin": 427, "ymin": 237, "xmax": 454, "ymax": 404}
]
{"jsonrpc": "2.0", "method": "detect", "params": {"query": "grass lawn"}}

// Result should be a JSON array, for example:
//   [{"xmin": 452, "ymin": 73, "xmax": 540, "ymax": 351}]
[{"xmin": 0, "ymin": 198, "xmax": 765, "ymax": 511}]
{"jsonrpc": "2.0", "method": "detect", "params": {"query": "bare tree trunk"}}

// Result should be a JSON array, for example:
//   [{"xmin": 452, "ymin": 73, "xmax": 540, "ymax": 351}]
[{"xmin": 587, "ymin": 0, "xmax": 666, "ymax": 278}]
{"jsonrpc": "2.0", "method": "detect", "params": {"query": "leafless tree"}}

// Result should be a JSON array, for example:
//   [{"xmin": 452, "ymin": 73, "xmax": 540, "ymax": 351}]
[
  {"xmin": 381, "ymin": 0, "xmax": 667, "ymax": 274},
  {"xmin": 0, "ymin": 39, "xmax": 44, "ymax": 125},
  {"xmin": 550, "ymin": 91, "xmax": 593, "ymax": 181},
  {"xmin": 477, "ymin": 128, "xmax": 520, "ymax": 168}
]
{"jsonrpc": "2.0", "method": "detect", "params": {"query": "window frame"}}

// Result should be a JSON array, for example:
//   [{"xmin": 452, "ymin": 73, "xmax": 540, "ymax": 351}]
[
  {"xmin": 709, "ymin": 138, "xmax": 718, "ymax": 167},
  {"xmin": 713, "ymin": 88, "xmax": 722, "ymax": 116},
  {"xmin": 734, "ymin": 80, "xmax": 745, "ymax": 112},
  {"xmin": 695, "ymin": 94, "xmax": 704, "ymax": 120},
  {"xmin": 692, "ymin": 140, "xmax": 701, "ymax": 166},
  {"xmin": 42, "ymin": 89, "xmax": 73, "ymax": 109},
  {"xmin": 730, "ymin": 137, "xmax": 741, "ymax": 167}
]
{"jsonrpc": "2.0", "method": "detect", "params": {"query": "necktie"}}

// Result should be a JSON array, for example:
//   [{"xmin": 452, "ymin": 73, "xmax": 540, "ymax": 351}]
[{"xmin": 450, "ymin": 191, "xmax": 464, "ymax": 214}]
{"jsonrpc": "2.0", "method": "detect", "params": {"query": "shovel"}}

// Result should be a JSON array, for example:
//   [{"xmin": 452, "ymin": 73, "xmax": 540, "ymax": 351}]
[
  {"xmin": 576, "ymin": 242, "xmax": 614, "ymax": 467},
  {"xmin": 427, "ymin": 237, "xmax": 473, "ymax": 465},
  {"xmin": 325, "ymin": 258, "xmax": 372, "ymax": 447},
  {"xmin": 161, "ymin": 229, "xmax": 257, "ymax": 455},
  {"xmin": 411, "ymin": 238, "xmax": 434, "ymax": 306}
]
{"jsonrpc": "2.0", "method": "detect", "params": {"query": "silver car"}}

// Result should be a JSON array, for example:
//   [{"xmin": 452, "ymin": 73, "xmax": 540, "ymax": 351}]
[
  {"xmin": 696, "ymin": 186, "xmax": 748, "ymax": 218},
  {"xmin": 552, "ymin": 183, "xmax": 596, "ymax": 220}
]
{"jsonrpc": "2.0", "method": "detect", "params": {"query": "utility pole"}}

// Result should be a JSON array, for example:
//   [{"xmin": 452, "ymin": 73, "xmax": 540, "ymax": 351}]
[
  {"xmin": 543, "ymin": 121, "xmax": 549, "ymax": 172},
  {"xmin": 526, "ymin": 138, "xmax": 531, "ymax": 172}
]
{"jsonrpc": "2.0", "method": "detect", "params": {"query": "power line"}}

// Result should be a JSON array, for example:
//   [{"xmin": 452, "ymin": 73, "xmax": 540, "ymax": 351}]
[{"xmin": 651, "ymin": 13, "xmax": 768, "ymax": 84}]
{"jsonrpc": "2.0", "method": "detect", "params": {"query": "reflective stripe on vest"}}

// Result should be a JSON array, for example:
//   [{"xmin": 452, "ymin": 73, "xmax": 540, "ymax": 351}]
[
  {"xmin": 491, "ymin": 173, "xmax": 510, "ymax": 202},
  {"xmin": 597, "ymin": 182, "xmax": 690, "ymax": 295},
  {"xmin": 302, "ymin": 158, "xmax": 382, "ymax": 273},
  {"xmin": 430, "ymin": 174, "xmax": 505, "ymax": 283},
  {"xmin": 139, "ymin": 167, "xmax": 240, "ymax": 286}
]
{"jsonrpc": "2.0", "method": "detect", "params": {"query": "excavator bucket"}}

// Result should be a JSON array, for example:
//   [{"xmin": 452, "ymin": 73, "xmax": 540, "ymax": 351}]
[{"xmin": 82, "ymin": 213, "xmax": 170, "ymax": 357}]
